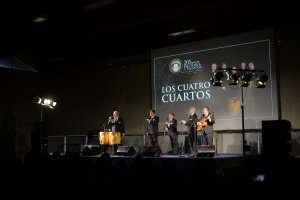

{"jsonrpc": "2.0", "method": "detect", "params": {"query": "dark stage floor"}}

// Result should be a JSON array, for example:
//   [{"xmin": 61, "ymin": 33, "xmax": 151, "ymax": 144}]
[{"xmin": 2, "ymin": 153, "xmax": 300, "ymax": 198}]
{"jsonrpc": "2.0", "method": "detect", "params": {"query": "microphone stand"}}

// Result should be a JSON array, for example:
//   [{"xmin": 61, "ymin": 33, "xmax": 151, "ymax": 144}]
[
  {"xmin": 101, "ymin": 123, "xmax": 106, "ymax": 154},
  {"xmin": 103, "ymin": 123, "xmax": 106, "ymax": 132},
  {"xmin": 193, "ymin": 119, "xmax": 198, "ymax": 157},
  {"xmin": 181, "ymin": 131, "xmax": 185, "ymax": 156}
]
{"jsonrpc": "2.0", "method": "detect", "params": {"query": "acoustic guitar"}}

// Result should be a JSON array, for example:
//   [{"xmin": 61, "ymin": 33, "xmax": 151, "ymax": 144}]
[{"xmin": 197, "ymin": 113, "xmax": 214, "ymax": 132}]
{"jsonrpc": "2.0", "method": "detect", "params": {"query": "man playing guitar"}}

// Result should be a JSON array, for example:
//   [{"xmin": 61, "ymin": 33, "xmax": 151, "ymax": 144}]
[{"xmin": 197, "ymin": 107, "xmax": 215, "ymax": 146}]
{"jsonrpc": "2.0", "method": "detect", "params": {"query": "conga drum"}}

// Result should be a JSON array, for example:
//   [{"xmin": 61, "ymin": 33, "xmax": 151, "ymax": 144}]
[
  {"xmin": 99, "ymin": 132, "xmax": 110, "ymax": 145},
  {"xmin": 109, "ymin": 132, "xmax": 121, "ymax": 145}
]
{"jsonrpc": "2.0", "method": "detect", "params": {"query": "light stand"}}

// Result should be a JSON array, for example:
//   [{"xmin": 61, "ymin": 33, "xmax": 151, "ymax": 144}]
[
  {"xmin": 211, "ymin": 68, "xmax": 267, "ymax": 157},
  {"xmin": 34, "ymin": 96, "xmax": 57, "ymax": 156},
  {"xmin": 40, "ymin": 105, "xmax": 47, "ymax": 155},
  {"xmin": 241, "ymin": 86, "xmax": 245, "ymax": 157}
]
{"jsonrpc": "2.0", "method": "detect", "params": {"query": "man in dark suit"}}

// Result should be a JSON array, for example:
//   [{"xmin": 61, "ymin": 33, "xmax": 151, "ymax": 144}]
[
  {"xmin": 146, "ymin": 109, "xmax": 159, "ymax": 146},
  {"xmin": 165, "ymin": 113, "xmax": 178, "ymax": 154},
  {"xmin": 181, "ymin": 107, "xmax": 198, "ymax": 154},
  {"xmin": 108, "ymin": 111, "xmax": 125, "ymax": 154},
  {"xmin": 197, "ymin": 107, "xmax": 215, "ymax": 146}
]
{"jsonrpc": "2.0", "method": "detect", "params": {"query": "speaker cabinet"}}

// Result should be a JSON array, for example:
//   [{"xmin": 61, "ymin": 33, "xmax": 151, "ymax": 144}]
[
  {"xmin": 196, "ymin": 145, "xmax": 215, "ymax": 157},
  {"xmin": 141, "ymin": 145, "xmax": 162, "ymax": 157},
  {"xmin": 82, "ymin": 145, "xmax": 100, "ymax": 156},
  {"xmin": 116, "ymin": 146, "xmax": 136, "ymax": 156},
  {"xmin": 262, "ymin": 120, "xmax": 291, "ymax": 158}
]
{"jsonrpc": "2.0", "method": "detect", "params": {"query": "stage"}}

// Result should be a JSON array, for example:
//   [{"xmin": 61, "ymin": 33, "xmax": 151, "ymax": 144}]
[
  {"xmin": 68, "ymin": 153, "xmax": 244, "ymax": 183},
  {"xmin": 5, "ymin": 152, "xmax": 300, "ymax": 198}
]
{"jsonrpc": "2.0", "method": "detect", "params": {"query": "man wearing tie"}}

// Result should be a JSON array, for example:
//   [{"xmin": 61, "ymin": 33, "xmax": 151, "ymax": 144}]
[
  {"xmin": 108, "ymin": 111, "xmax": 125, "ymax": 154},
  {"xmin": 181, "ymin": 107, "xmax": 198, "ymax": 154},
  {"xmin": 146, "ymin": 109, "xmax": 159, "ymax": 146},
  {"xmin": 165, "ymin": 113, "xmax": 178, "ymax": 154}
]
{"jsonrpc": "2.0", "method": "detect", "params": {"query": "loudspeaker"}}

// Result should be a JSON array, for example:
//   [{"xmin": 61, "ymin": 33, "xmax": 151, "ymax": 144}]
[
  {"xmin": 116, "ymin": 146, "xmax": 136, "ymax": 156},
  {"xmin": 82, "ymin": 145, "xmax": 100, "ymax": 156},
  {"xmin": 141, "ymin": 145, "xmax": 162, "ymax": 157},
  {"xmin": 196, "ymin": 145, "xmax": 215, "ymax": 157},
  {"xmin": 262, "ymin": 120, "xmax": 291, "ymax": 158}
]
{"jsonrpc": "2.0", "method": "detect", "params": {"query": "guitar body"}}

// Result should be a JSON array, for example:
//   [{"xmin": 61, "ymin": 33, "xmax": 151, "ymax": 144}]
[
  {"xmin": 197, "ymin": 113, "xmax": 214, "ymax": 132},
  {"xmin": 197, "ymin": 118, "xmax": 207, "ymax": 132}
]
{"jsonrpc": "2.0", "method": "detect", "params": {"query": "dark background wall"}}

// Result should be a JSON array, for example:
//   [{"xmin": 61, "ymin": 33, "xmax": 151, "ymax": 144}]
[
  {"xmin": 0, "ymin": 62, "xmax": 150, "ymax": 158},
  {"xmin": 277, "ymin": 27, "xmax": 300, "ymax": 128},
  {"xmin": 0, "ymin": 28, "xmax": 300, "ymax": 159},
  {"xmin": 0, "ymin": 70, "xmax": 41, "ymax": 158},
  {"xmin": 42, "ymin": 62, "xmax": 151, "ymax": 135}
]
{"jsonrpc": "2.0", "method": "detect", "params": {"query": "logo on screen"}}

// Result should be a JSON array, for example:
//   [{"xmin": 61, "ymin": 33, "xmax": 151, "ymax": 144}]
[
  {"xmin": 183, "ymin": 59, "xmax": 202, "ymax": 73},
  {"xmin": 169, "ymin": 58, "xmax": 182, "ymax": 74}
]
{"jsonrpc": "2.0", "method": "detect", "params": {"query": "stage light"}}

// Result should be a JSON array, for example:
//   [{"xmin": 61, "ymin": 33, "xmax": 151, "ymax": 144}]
[
  {"xmin": 229, "ymin": 72, "xmax": 241, "ymax": 85},
  {"xmin": 209, "ymin": 66, "xmax": 267, "ymax": 157},
  {"xmin": 240, "ymin": 73, "xmax": 252, "ymax": 87},
  {"xmin": 210, "ymin": 71, "xmax": 223, "ymax": 86},
  {"xmin": 256, "ymin": 73, "xmax": 268, "ymax": 88},
  {"xmin": 33, "ymin": 96, "xmax": 42, "ymax": 104},
  {"xmin": 34, "ymin": 96, "xmax": 57, "ymax": 109},
  {"xmin": 43, "ymin": 99, "xmax": 50, "ymax": 105}
]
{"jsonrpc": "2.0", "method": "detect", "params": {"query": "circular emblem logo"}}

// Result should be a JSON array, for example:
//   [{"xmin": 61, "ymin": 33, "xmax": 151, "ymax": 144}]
[{"xmin": 169, "ymin": 58, "xmax": 182, "ymax": 74}]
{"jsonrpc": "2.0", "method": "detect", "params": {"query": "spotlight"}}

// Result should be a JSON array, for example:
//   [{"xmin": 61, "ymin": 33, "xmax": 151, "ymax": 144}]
[
  {"xmin": 211, "ymin": 71, "xmax": 223, "ymax": 86},
  {"xmin": 43, "ymin": 99, "xmax": 50, "ymax": 105},
  {"xmin": 33, "ymin": 96, "xmax": 42, "ymax": 104},
  {"xmin": 34, "ymin": 96, "xmax": 57, "ymax": 109},
  {"xmin": 256, "ymin": 73, "xmax": 268, "ymax": 88},
  {"xmin": 229, "ymin": 72, "xmax": 240, "ymax": 85},
  {"xmin": 50, "ymin": 101, "xmax": 57, "ymax": 108},
  {"xmin": 240, "ymin": 73, "xmax": 252, "ymax": 87}
]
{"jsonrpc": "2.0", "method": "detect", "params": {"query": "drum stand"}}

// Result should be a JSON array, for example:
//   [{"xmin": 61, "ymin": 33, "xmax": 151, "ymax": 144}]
[{"xmin": 100, "ymin": 124, "xmax": 106, "ymax": 155}]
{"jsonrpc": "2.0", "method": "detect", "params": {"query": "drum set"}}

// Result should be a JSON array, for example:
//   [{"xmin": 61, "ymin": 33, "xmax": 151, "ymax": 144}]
[{"xmin": 99, "ymin": 131, "xmax": 122, "ymax": 154}]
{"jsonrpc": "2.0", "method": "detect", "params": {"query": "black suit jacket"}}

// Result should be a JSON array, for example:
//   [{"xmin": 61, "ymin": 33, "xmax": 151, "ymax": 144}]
[
  {"xmin": 185, "ymin": 114, "xmax": 198, "ymax": 135},
  {"xmin": 108, "ymin": 117, "xmax": 125, "ymax": 133},
  {"xmin": 168, "ymin": 119, "xmax": 178, "ymax": 135},
  {"xmin": 148, "ymin": 115, "xmax": 159, "ymax": 135}
]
